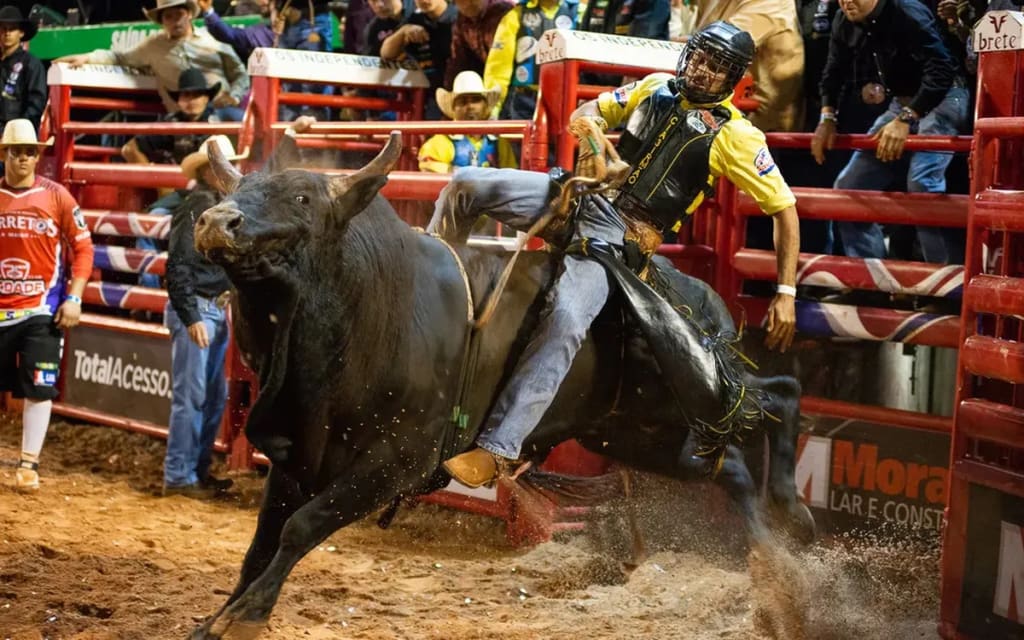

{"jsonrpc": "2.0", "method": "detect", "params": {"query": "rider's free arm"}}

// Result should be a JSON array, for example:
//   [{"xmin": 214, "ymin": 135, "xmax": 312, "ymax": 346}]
[{"xmin": 710, "ymin": 118, "xmax": 799, "ymax": 352}]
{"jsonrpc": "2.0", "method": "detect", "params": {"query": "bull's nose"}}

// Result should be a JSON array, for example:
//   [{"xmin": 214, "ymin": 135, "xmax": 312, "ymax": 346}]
[
  {"xmin": 195, "ymin": 204, "xmax": 245, "ymax": 253},
  {"xmin": 196, "ymin": 207, "xmax": 243, "ymax": 237}
]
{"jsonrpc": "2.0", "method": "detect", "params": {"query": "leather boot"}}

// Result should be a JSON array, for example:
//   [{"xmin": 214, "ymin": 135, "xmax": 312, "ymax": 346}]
[
  {"xmin": 15, "ymin": 459, "xmax": 39, "ymax": 490},
  {"xmin": 443, "ymin": 448, "xmax": 499, "ymax": 488}
]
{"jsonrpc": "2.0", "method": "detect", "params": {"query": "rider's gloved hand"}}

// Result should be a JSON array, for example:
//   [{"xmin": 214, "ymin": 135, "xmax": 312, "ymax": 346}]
[{"xmin": 569, "ymin": 116, "xmax": 610, "ymax": 181}]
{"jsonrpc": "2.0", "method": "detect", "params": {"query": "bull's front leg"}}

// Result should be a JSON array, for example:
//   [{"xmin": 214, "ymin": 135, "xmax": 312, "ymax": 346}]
[
  {"xmin": 191, "ymin": 466, "xmax": 307, "ymax": 639},
  {"xmin": 189, "ymin": 465, "xmax": 400, "ymax": 640}
]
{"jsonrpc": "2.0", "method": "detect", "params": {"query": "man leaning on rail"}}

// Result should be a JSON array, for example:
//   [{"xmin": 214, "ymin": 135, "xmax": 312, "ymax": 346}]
[{"xmin": 431, "ymin": 21, "xmax": 801, "ymax": 488}]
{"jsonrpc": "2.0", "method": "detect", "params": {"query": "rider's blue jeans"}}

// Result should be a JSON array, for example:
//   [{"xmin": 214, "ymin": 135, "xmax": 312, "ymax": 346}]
[{"xmin": 428, "ymin": 167, "xmax": 624, "ymax": 459}]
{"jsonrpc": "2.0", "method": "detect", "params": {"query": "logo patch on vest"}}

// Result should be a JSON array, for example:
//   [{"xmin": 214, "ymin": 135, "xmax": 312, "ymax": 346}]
[
  {"xmin": 555, "ymin": 14, "xmax": 573, "ymax": 29},
  {"xmin": 754, "ymin": 147, "xmax": 777, "ymax": 176}
]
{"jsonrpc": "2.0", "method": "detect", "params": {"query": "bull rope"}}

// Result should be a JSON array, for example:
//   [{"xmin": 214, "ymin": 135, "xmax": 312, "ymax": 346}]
[{"xmin": 428, "ymin": 235, "xmax": 482, "ymax": 462}]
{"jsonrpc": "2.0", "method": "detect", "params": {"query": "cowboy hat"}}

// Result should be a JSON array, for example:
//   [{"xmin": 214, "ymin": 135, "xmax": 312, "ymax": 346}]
[
  {"xmin": 167, "ymin": 68, "xmax": 222, "ymax": 102},
  {"xmin": 436, "ymin": 71, "xmax": 501, "ymax": 120},
  {"xmin": 0, "ymin": 119, "xmax": 53, "ymax": 149},
  {"xmin": 0, "ymin": 7, "xmax": 38, "ymax": 42},
  {"xmin": 181, "ymin": 136, "xmax": 246, "ymax": 181},
  {"xmin": 143, "ymin": 0, "xmax": 199, "ymax": 24}
]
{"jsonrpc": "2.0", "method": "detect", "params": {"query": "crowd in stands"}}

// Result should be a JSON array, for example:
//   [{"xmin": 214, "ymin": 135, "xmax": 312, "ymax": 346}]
[{"xmin": 17, "ymin": 0, "xmax": 1001, "ymax": 269}]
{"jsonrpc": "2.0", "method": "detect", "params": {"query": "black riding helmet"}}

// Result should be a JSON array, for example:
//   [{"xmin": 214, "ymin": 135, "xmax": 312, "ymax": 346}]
[{"xmin": 675, "ymin": 21, "xmax": 755, "ymax": 105}]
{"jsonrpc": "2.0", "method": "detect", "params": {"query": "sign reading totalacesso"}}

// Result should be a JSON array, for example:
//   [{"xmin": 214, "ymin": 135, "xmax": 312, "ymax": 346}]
[
  {"xmin": 973, "ymin": 11, "xmax": 1024, "ymax": 53},
  {"xmin": 794, "ymin": 418, "xmax": 950, "ymax": 535},
  {"xmin": 62, "ymin": 324, "xmax": 172, "ymax": 426}
]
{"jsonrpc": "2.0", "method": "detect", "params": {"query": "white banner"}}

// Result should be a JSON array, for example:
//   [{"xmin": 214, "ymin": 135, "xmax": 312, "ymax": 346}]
[{"xmin": 247, "ymin": 47, "xmax": 429, "ymax": 88}]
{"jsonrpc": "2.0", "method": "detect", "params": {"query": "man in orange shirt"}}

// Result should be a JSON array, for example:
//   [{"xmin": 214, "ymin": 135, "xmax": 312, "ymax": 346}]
[{"xmin": 0, "ymin": 120, "xmax": 94, "ymax": 490}]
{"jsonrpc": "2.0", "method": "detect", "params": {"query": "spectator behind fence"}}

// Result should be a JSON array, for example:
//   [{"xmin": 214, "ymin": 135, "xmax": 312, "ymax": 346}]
[
  {"xmin": 344, "ymin": 0, "xmax": 377, "ymax": 53},
  {"xmin": 0, "ymin": 119, "xmax": 94, "ymax": 490},
  {"xmin": 668, "ymin": 0, "xmax": 698, "ymax": 41},
  {"xmin": 812, "ymin": 0, "xmax": 969, "ymax": 265},
  {"xmin": 162, "ymin": 135, "xmax": 240, "ymax": 498},
  {"xmin": 363, "ymin": 0, "xmax": 416, "ymax": 55},
  {"xmin": 580, "ymin": 0, "xmax": 671, "ymax": 40},
  {"xmin": 381, "ymin": 0, "xmax": 458, "ymax": 118},
  {"xmin": 123, "ymin": 68, "xmax": 224, "ymax": 290},
  {"xmin": 55, "ymin": 0, "xmax": 250, "ymax": 122},
  {"xmin": 419, "ymin": 71, "xmax": 517, "ymax": 172},
  {"xmin": 0, "ymin": 8, "xmax": 46, "ymax": 135},
  {"xmin": 485, "ymin": 0, "xmax": 580, "ymax": 120},
  {"xmin": 197, "ymin": 0, "xmax": 274, "ymax": 62},
  {"xmin": 446, "ymin": 0, "xmax": 514, "ymax": 88},
  {"xmin": 272, "ymin": 1, "xmax": 336, "ymax": 120},
  {"xmin": 694, "ymin": 0, "xmax": 804, "ymax": 132}
]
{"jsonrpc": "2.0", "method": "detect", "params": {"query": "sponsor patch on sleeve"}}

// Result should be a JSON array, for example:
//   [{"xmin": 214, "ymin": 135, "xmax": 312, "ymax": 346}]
[
  {"xmin": 754, "ymin": 147, "xmax": 777, "ymax": 177},
  {"xmin": 72, "ymin": 206, "xmax": 87, "ymax": 230},
  {"xmin": 612, "ymin": 82, "xmax": 636, "ymax": 107}
]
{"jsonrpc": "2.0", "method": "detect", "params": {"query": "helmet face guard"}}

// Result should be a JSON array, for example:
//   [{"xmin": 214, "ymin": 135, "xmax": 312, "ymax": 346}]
[{"xmin": 675, "ymin": 21, "xmax": 755, "ymax": 105}]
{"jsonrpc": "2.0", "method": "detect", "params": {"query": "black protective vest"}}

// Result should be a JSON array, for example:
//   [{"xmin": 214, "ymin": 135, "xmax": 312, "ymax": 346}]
[{"xmin": 615, "ymin": 84, "xmax": 732, "ymax": 231}]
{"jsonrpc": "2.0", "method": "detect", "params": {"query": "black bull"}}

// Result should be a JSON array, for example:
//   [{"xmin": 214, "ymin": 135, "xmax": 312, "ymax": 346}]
[{"xmin": 189, "ymin": 133, "xmax": 814, "ymax": 639}]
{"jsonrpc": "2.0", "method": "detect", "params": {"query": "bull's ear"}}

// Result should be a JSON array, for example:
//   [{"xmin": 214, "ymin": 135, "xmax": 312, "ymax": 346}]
[
  {"xmin": 265, "ymin": 134, "xmax": 302, "ymax": 174},
  {"xmin": 331, "ymin": 175, "xmax": 388, "ymax": 220}
]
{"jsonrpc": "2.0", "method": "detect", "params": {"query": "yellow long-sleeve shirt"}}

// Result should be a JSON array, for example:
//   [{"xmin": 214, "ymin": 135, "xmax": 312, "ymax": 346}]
[{"xmin": 597, "ymin": 73, "xmax": 796, "ymax": 217}]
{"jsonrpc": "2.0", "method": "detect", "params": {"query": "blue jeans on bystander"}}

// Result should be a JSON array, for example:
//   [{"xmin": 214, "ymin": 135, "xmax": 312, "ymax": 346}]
[
  {"xmin": 832, "ymin": 86, "xmax": 970, "ymax": 263},
  {"xmin": 163, "ymin": 298, "xmax": 230, "ymax": 488}
]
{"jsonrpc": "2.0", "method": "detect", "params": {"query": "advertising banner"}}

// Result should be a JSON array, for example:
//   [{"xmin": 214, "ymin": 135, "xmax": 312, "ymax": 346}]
[
  {"xmin": 795, "ymin": 417, "xmax": 950, "ymax": 536},
  {"xmin": 62, "ymin": 325, "xmax": 172, "ymax": 426},
  {"xmin": 958, "ymin": 484, "xmax": 1024, "ymax": 638}
]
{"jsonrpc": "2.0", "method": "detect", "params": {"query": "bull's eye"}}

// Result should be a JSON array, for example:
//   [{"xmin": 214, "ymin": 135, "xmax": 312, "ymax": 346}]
[{"xmin": 295, "ymin": 194, "xmax": 310, "ymax": 205}]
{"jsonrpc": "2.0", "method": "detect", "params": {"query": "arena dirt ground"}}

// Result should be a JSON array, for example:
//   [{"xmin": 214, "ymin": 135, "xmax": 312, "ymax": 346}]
[{"xmin": 0, "ymin": 415, "xmax": 940, "ymax": 640}]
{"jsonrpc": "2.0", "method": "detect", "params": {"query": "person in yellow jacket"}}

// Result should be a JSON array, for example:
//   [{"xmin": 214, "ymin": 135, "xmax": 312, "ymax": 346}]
[
  {"xmin": 483, "ymin": 0, "xmax": 580, "ymax": 119},
  {"xmin": 418, "ymin": 71, "xmax": 518, "ymax": 173}
]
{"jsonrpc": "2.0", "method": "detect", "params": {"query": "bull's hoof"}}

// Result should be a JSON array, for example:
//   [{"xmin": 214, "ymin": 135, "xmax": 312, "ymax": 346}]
[{"xmin": 768, "ymin": 500, "xmax": 816, "ymax": 546}]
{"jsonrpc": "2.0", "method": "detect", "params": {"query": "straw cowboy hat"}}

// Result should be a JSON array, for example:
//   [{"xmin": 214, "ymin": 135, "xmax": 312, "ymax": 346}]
[
  {"xmin": 143, "ymin": 0, "xmax": 199, "ymax": 24},
  {"xmin": 0, "ymin": 7, "xmax": 38, "ymax": 42},
  {"xmin": 167, "ymin": 68, "xmax": 222, "ymax": 102},
  {"xmin": 436, "ymin": 72, "xmax": 501, "ymax": 120},
  {"xmin": 0, "ymin": 119, "xmax": 53, "ymax": 149},
  {"xmin": 181, "ymin": 136, "xmax": 246, "ymax": 181}
]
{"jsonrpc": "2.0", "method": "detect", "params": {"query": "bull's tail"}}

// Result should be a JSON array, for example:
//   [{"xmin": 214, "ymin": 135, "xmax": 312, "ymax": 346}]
[{"xmin": 517, "ymin": 466, "xmax": 626, "ymax": 506}]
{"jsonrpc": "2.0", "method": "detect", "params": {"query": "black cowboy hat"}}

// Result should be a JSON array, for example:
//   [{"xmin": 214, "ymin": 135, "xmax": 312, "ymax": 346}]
[
  {"xmin": 167, "ymin": 68, "xmax": 222, "ymax": 101},
  {"xmin": 0, "ymin": 7, "xmax": 38, "ymax": 42}
]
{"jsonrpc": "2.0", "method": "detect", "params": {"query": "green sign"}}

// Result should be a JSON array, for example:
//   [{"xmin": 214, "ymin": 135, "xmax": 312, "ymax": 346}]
[
  {"xmin": 29, "ymin": 15, "xmax": 344, "ymax": 61},
  {"xmin": 29, "ymin": 16, "xmax": 264, "ymax": 61}
]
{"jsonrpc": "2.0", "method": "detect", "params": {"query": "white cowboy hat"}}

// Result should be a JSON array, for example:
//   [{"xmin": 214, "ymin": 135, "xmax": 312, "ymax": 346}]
[
  {"xmin": 143, "ymin": 0, "xmax": 199, "ymax": 24},
  {"xmin": 181, "ymin": 136, "xmax": 247, "ymax": 181},
  {"xmin": 435, "ymin": 71, "xmax": 501, "ymax": 120},
  {"xmin": 0, "ymin": 119, "xmax": 53, "ymax": 149}
]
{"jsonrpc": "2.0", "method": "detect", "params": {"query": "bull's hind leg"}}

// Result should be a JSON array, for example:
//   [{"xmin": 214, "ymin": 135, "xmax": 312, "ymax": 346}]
[
  {"xmin": 190, "ymin": 467, "xmax": 400, "ymax": 640},
  {"xmin": 746, "ymin": 374, "xmax": 815, "ymax": 545}
]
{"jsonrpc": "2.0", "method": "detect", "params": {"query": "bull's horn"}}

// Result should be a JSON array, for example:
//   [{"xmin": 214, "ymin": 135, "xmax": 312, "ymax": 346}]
[
  {"xmin": 329, "ymin": 131, "xmax": 402, "ymax": 198},
  {"xmin": 208, "ymin": 139, "xmax": 243, "ymax": 193}
]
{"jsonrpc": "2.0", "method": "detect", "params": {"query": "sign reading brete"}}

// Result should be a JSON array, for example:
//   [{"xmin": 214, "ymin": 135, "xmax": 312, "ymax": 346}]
[
  {"xmin": 536, "ymin": 29, "xmax": 685, "ymax": 71},
  {"xmin": 247, "ymin": 47, "xmax": 429, "ymax": 88},
  {"xmin": 973, "ymin": 11, "xmax": 1024, "ymax": 52}
]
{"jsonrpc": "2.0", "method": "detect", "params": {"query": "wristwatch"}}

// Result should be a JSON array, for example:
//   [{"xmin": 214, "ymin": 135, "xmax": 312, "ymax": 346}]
[{"xmin": 896, "ymin": 106, "xmax": 919, "ymax": 125}]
